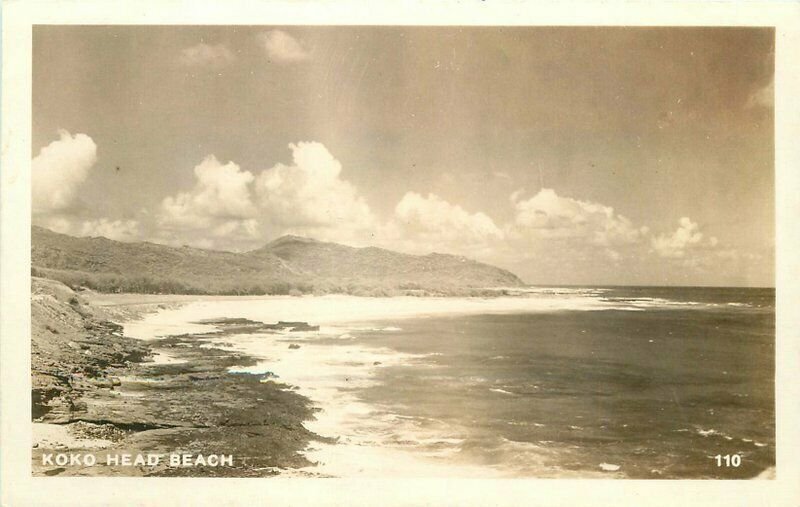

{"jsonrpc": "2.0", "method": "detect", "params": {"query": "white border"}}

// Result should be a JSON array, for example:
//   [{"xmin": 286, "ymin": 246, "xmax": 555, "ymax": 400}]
[{"xmin": 2, "ymin": 1, "xmax": 799, "ymax": 506}]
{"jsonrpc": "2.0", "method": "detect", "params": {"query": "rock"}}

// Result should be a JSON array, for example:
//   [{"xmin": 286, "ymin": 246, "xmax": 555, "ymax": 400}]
[
  {"xmin": 599, "ymin": 463, "xmax": 621, "ymax": 472},
  {"xmin": 277, "ymin": 321, "xmax": 320, "ymax": 332},
  {"xmin": 288, "ymin": 344, "xmax": 301, "ymax": 350},
  {"xmin": 110, "ymin": 377, "xmax": 122, "ymax": 386},
  {"xmin": 373, "ymin": 361, "xmax": 382, "ymax": 366}
]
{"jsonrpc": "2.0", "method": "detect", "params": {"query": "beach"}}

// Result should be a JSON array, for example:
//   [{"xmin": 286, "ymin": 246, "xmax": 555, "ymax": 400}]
[{"xmin": 39, "ymin": 286, "xmax": 773, "ymax": 479}]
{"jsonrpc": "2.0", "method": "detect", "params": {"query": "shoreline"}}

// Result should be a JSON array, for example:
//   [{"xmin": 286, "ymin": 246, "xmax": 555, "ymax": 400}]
[
  {"xmin": 32, "ymin": 278, "xmax": 323, "ymax": 477},
  {"xmin": 33, "ymin": 283, "xmax": 776, "ymax": 479},
  {"xmin": 123, "ymin": 300, "xmax": 611, "ymax": 478}
]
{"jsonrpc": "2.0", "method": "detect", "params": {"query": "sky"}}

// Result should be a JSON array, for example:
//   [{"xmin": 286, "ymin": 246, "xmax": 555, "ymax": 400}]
[{"xmin": 32, "ymin": 26, "xmax": 774, "ymax": 286}]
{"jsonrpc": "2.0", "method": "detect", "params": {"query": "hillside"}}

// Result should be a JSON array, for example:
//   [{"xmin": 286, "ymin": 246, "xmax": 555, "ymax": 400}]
[
  {"xmin": 31, "ymin": 226, "xmax": 524, "ymax": 295},
  {"xmin": 32, "ymin": 226, "xmax": 303, "ymax": 294},
  {"xmin": 255, "ymin": 235, "xmax": 523, "ymax": 289}
]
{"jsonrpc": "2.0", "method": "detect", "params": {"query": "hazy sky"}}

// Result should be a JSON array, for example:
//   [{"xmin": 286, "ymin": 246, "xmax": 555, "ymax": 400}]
[{"xmin": 32, "ymin": 26, "xmax": 774, "ymax": 286}]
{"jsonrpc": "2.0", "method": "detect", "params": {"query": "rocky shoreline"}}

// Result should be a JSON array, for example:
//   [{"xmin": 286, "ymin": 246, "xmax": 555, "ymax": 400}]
[{"xmin": 32, "ymin": 277, "xmax": 325, "ymax": 477}]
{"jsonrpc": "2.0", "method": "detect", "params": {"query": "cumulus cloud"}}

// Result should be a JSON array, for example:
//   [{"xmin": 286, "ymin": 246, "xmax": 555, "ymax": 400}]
[
  {"xmin": 161, "ymin": 155, "xmax": 256, "ymax": 224},
  {"xmin": 179, "ymin": 42, "xmax": 236, "ymax": 68},
  {"xmin": 32, "ymin": 130, "xmax": 97, "ymax": 215},
  {"xmin": 386, "ymin": 192, "xmax": 503, "ymax": 254},
  {"xmin": 257, "ymin": 30, "xmax": 310, "ymax": 62},
  {"xmin": 509, "ymin": 188, "xmax": 647, "ymax": 247},
  {"xmin": 254, "ymin": 142, "xmax": 375, "ymax": 240},
  {"xmin": 153, "ymin": 143, "xmax": 375, "ymax": 249},
  {"xmin": 32, "ymin": 130, "xmax": 738, "ymax": 282},
  {"xmin": 157, "ymin": 155, "xmax": 259, "ymax": 248},
  {"xmin": 651, "ymin": 217, "xmax": 717, "ymax": 258}
]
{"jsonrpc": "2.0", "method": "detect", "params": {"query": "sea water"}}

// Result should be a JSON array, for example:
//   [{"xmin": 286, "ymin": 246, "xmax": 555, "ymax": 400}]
[{"xmin": 124, "ymin": 287, "xmax": 774, "ymax": 479}]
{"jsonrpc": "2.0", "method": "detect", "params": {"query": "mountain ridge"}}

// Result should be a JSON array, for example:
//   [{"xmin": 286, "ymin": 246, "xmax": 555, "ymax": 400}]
[{"xmin": 31, "ymin": 226, "xmax": 525, "ymax": 296}]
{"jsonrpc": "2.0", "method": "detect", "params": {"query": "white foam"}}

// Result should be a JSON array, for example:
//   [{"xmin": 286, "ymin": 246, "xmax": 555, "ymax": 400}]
[
  {"xmin": 179, "ymin": 324, "xmax": 502, "ymax": 477},
  {"xmin": 122, "ymin": 293, "xmax": 641, "ymax": 340},
  {"xmin": 114, "ymin": 292, "xmax": 733, "ymax": 477}
]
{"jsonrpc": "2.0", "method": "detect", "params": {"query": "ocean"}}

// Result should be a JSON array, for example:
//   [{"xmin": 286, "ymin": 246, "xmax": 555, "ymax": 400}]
[{"xmin": 125, "ymin": 286, "xmax": 775, "ymax": 479}]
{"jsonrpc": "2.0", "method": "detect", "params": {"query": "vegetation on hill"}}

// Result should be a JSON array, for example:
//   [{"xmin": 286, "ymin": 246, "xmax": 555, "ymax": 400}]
[{"xmin": 31, "ymin": 226, "xmax": 524, "ymax": 296}]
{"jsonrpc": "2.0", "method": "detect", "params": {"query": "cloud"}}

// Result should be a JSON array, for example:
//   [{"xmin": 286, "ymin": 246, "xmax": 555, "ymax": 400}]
[
  {"xmin": 161, "ymin": 155, "xmax": 256, "ymax": 224},
  {"xmin": 254, "ymin": 142, "xmax": 375, "ymax": 241},
  {"xmin": 79, "ymin": 219, "xmax": 141, "ymax": 242},
  {"xmin": 31, "ymin": 132, "xmax": 742, "ymax": 283},
  {"xmin": 509, "ymin": 188, "xmax": 647, "ymax": 247},
  {"xmin": 387, "ymin": 192, "xmax": 503, "ymax": 254},
  {"xmin": 747, "ymin": 78, "xmax": 774, "ymax": 109},
  {"xmin": 157, "ymin": 155, "xmax": 259, "ymax": 248},
  {"xmin": 153, "ymin": 143, "xmax": 375, "ymax": 249},
  {"xmin": 651, "ymin": 217, "xmax": 717, "ymax": 258},
  {"xmin": 257, "ymin": 30, "xmax": 310, "ymax": 62},
  {"xmin": 179, "ymin": 42, "xmax": 236, "ymax": 68},
  {"xmin": 37, "ymin": 215, "xmax": 141, "ymax": 242},
  {"xmin": 32, "ymin": 130, "xmax": 97, "ymax": 215}
]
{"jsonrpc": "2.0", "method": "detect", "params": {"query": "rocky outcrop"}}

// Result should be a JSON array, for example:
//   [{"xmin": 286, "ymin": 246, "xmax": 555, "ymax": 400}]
[
  {"xmin": 31, "ymin": 278, "xmax": 322, "ymax": 477},
  {"xmin": 31, "ymin": 277, "xmax": 151, "ymax": 421}
]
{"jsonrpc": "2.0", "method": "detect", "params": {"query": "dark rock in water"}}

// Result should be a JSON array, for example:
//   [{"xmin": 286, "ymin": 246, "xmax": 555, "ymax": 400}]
[
  {"xmin": 193, "ymin": 318, "xmax": 323, "ymax": 335},
  {"xmin": 196, "ymin": 317, "xmax": 262, "ymax": 326},
  {"xmin": 43, "ymin": 468, "xmax": 65, "ymax": 476},
  {"xmin": 277, "ymin": 321, "xmax": 320, "ymax": 332},
  {"xmin": 288, "ymin": 344, "xmax": 301, "ymax": 350},
  {"xmin": 373, "ymin": 361, "xmax": 382, "ymax": 366},
  {"xmin": 190, "ymin": 318, "xmax": 320, "ymax": 335}
]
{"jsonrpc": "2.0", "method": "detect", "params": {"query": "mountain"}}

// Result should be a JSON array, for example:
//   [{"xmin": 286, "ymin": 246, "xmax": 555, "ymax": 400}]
[
  {"xmin": 255, "ymin": 235, "xmax": 523, "ymax": 289},
  {"xmin": 31, "ymin": 226, "xmax": 524, "ymax": 296}
]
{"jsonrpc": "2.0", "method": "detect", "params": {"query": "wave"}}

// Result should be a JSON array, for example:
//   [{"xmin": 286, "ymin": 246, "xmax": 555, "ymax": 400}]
[{"xmin": 122, "ymin": 288, "xmax": 757, "ymax": 341}]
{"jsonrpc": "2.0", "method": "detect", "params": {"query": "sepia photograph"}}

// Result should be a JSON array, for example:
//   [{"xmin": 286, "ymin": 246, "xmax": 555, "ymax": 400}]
[
  {"xmin": 2, "ymin": 2, "xmax": 800, "ymax": 505},
  {"xmin": 26, "ymin": 24, "xmax": 777, "ymax": 480}
]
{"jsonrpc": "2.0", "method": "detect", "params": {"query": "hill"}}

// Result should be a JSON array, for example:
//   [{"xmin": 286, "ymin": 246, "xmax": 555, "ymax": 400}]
[{"xmin": 31, "ymin": 226, "xmax": 524, "ymax": 296}]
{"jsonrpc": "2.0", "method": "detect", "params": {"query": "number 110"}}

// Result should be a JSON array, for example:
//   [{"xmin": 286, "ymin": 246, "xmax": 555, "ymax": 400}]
[{"xmin": 714, "ymin": 454, "xmax": 741, "ymax": 467}]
